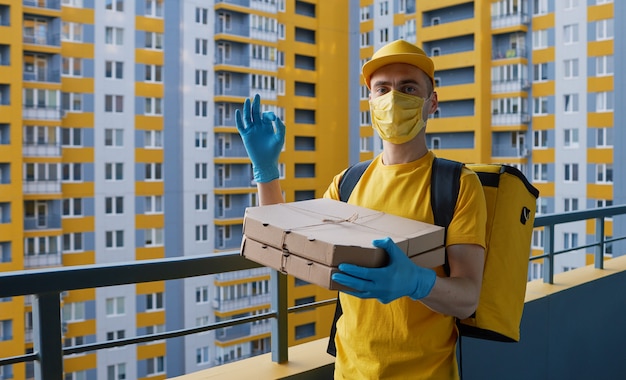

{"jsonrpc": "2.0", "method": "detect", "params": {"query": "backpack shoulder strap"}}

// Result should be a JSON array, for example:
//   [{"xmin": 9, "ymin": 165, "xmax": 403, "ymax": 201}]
[
  {"xmin": 328, "ymin": 159, "xmax": 372, "ymax": 356},
  {"xmin": 431, "ymin": 157, "xmax": 463, "ymax": 231},
  {"xmin": 338, "ymin": 160, "xmax": 372, "ymax": 202}
]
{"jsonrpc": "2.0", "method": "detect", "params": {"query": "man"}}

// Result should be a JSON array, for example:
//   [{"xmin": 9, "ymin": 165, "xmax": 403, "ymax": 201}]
[{"xmin": 236, "ymin": 39, "xmax": 487, "ymax": 379}]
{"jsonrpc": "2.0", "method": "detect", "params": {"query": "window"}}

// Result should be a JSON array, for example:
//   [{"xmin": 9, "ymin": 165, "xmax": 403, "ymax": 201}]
[
  {"xmin": 105, "ymin": 27, "xmax": 124, "ymax": 45},
  {"xmin": 196, "ymin": 347, "xmax": 210, "ymax": 364},
  {"xmin": 596, "ymin": 92, "xmax": 614, "ymax": 112},
  {"xmin": 360, "ymin": 5, "xmax": 371, "ymax": 21},
  {"xmin": 105, "ymin": 163, "xmax": 123, "ymax": 181},
  {"xmin": 144, "ymin": 195, "xmax": 163, "ymax": 214},
  {"xmin": 563, "ymin": 59, "xmax": 578, "ymax": 79},
  {"xmin": 62, "ymin": 57, "xmax": 82, "ymax": 77},
  {"xmin": 533, "ymin": 0, "xmax": 548, "ymax": 15},
  {"xmin": 63, "ymin": 0, "xmax": 84, "ymax": 7},
  {"xmin": 596, "ymin": 127, "xmax": 613, "ymax": 147},
  {"xmin": 62, "ymin": 302, "xmax": 85, "ymax": 322},
  {"xmin": 195, "ymin": 194, "xmax": 208, "ymax": 210},
  {"xmin": 532, "ymin": 30, "xmax": 548, "ymax": 49},
  {"xmin": 62, "ymin": 198, "xmax": 83, "ymax": 217},
  {"xmin": 564, "ymin": 198, "xmax": 579, "ymax": 212},
  {"xmin": 564, "ymin": 163, "xmax": 579, "ymax": 182},
  {"xmin": 144, "ymin": 130, "xmax": 163, "ymax": 148},
  {"xmin": 147, "ymin": 356, "xmax": 165, "ymax": 375},
  {"xmin": 145, "ymin": 163, "xmax": 163, "ymax": 181},
  {"xmin": 105, "ymin": 95, "xmax": 123, "ymax": 113},
  {"xmin": 563, "ymin": 232, "xmax": 578, "ymax": 250},
  {"xmin": 145, "ymin": 228, "xmax": 163, "ymax": 246},
  {"xmin": 360, "ymin": 32, "xmax": 371, "ymax": 47},
  {"xmin": 195, "ymin": 38, "xmax": 208, "ymax": 55},
  {"xmin": 533, "ymin": 63, "xmax": 548, "ymax": 82},
  {"xmin": 195, "ymin": 7, "xmax": 208, "ymax": 24},
  {"xmin": 195, "ymin": 101, "xmax": 208, "ymax": 117},
  {"xmin": 196, "ymin": 286, "xmax": 209, "ymax": 303},
  {"xmin": 106, "ymin": 330, "xmax": 125, "ymax": 341},
  {"xmin": 105, "ymin": 296, "xmax": 125, "ymax": 316},
  {"xmin": 563, "ymin": 128, "xmax": 579, "ymax": 147},
  {"xmin": 563, "ymin": 94, "xmax": 579, "ymax": 113},
  {"xmin": 596, "ymin": 19, "xmax": 613, "ymax": 41},
  {"xmin": 533, "ymin": 163, "xmax": 548, "ymax": 182},
  {"xmin": 105, "ymin": 61, "xmax": 123, "ymax": 79},
  {"xmin": 62, "ymin": 93, "xmax": 83, "ymax": 112},
  {"xmin": 62, "ymin": 128, "xmax": 82, "ymax": 146},
  {"xmin": 195, "ymin": 163, "xmax": 208, "ymax": 179},
  {"xmin": 146, "ymin": 0, "xmax": 163, "ymax": 17},
  {"xmin": 105, "ymin": 230, "xmax": 124, "ymax": 248},
  {"xmin": 146, "ymin": 292, "xmax": 164, "ymax": 311},
  {"xmin": 379, "ymin": 28, "xmax": 389, "ymax": 44},
  {"xmin": 537, "ymin": 198, "xmax": 549, "ymax": 215},
  {"xmin": 596, "ymin": 55, "xmax": 613, "ymax": 76},
  {"xmin": 195, "ymin": 225, "xmax": 208, "ymax": 242},
  {"xmin": 62, "ymin": 22, "xmax": 83, "ymax": 42},
  {"xmin": 563, "ymin": 24, "xmax": 579, "ymax": 44},
  {"xmin": 379, "ymin": 0, "xmax": 389, "ymax": 15},
  {"xmin": 565, "ymin": 0, "xmax": 579, "ymax": 9},
  {"xmin": 105, "ymin": 0, "xmax": 123, "ymax": 11},
  {"xmin": 62, "ymin": 163, "xmax": 82, "ymax": 182},
  {"xmin": 144, "ymin": 97, "xmax": 162, "ymax": 115},
  {"xmin": 295, "ymin": 322, "xmax": 315, "ymax": 340},
  {"xmin": 107, "ymin": 363, "xmax": 126, "ymax": 380},
  {"xmin": 195, "ymin": 132, "xmax": 208, "ymax": 148},
  {"xmin": 105, "ymin": 196, "xmax": 123, "ymax": 215},
  {"xmin": 145, "ymin": 64, "xmax": 162, "ymax": 82},
  {"xmin": 596, "ymin": 164, "xmax": 613, "ymax": 183},
  {"xmin": 195, "ymin": 70, "xmax": 208, "ymax": 86},
  {"xmin": 104, "ymin": 128, "xmax": 123, "ymax": 147},
  {"xmin": 529, "ymin": 262, "xmax": 543, "ymax": 281},
  {"xmin": 533, "ymin": 97, "xmax": 548, "ymax": 115},
  {"xmin": 63, "ymin": 232, "xmax": 83, "ymax": 252},
  {"xmin": 144, "ymin": 32, "xmax": 163, "ymax": 50}
]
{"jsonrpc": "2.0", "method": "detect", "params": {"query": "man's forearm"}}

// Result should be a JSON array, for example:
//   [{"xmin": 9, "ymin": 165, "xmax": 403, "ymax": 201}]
[{"xmin": 257, "ymin": 179, "xmax": 284, "ymax": 205}]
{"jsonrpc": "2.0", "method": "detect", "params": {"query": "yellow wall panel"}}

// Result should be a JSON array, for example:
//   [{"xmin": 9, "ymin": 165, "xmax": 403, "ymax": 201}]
[
  {"xmin": 532, "ymin": 114, "xmax": 555, "ymax": 129},
  {"xmin": 587, "ymin": 76, "xmax": 613, "ymax": 92},
  {"xmin": 587, "ymin": 148, "xmax": 613, "ymax": 163},
  {"xmin": 136, "ymin": 281, "xmax": 164, "ymax": 294},
  {"xmin": 62, "ymin": 216, "xmax": 94, "ymax": 233},
  {"xmin": 136, "ymin": 310, "xmax": 165, "ymax": 326},
  {"xmin": 588, "ymin": 3, "xmax": 614, "ymax": 21},
  {"xmin": 62, "ymin": 147, "xmax": 94, "ymax": 162},
  {"xmin": 534, "ymin": 182, "xmax": 554, "ymax": 198},
  {"xmin": 135, "ymin": 181, "xmax": 164, "ymax": 195},
  {"xmin": 135, "ymin": 49, "xmax": 164, "ymax": 64},
  {"xmin": 136, "ymin": 247, "xmax": 165, "ymax": 261},
  {"xmin": 135, "ymin": 214, "xmax": 164, "ymax": 229},
  {"xmin": 135, "ymin": 16, "xmax": 164, "ymax": 32},
  {"xmin": 136, "ymin": 341, "xmax": 166, "ymax": 360},
  {"xmin": 62, "ymin": 251, "xmax": 95, "ymax": 266},
  {"xmin": 61, "ymin": 77, "xmax": 94, "ymax": 93},
  {"xmin": 532, "ymin": 148, "xmax": 554, "ymax": 162},
  {"xmin": 531, "ymin": 14, "xmax": 554, "ymax": 29},
  {"xmin": 532, "ymin": 81, "xmax": 555, "ymax": 96},
  {"xmin": 587, "ymin": 112, "xmax": 613, "ymax": 127},
  {"xmin": 62, "ymin": 42, "xmax": 95, "ymax": 58},
  {"xmin": 135, "ymin": 115, "xmax": 164, "ymax": 130},
  {"xmin": 587, "ymin": 183, "xmax": 613, "ymax": 200},
  {"xmin": 61, "ymin": 6, "xmax": 93, "ymax": 23},
  {"xmin": 532, "ymin": 47, "xmax": 555, "ymax": 63},
  {"xmin": 587, "ymin": 40, "xmax": 613, "ymax": 56},
  {"xmin": 135, "ymin": 82, "xmax": 164, "ymax": 97},
  {"xmin": 63, "ymin": 113, "xmax": 94, "ymax": 127},
  {"xmin": 135, "ymin": 148, "xmax": 164, "ymax": 163},
  {"xmin": 64, "ymin": 353, "xmax": 97, "ymax": 373},
  {"xmin": 432, "ymin": 51, "xmax": 476, "ymax": 71},
  {"xmin": 61, "ymin": 182, "xmax": 95, "ymax": 198}
]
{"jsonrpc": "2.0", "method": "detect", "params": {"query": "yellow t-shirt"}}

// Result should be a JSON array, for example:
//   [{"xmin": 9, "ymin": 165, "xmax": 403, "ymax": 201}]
[{"xmin": 323, "ymin": 151, "xmax": 487, "ymax": 380}]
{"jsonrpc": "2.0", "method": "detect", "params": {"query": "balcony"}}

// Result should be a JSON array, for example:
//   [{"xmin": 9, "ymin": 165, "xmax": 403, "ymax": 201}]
[
  {"xmin": 492, "ymin": 46, "xmax": 528, "ymax": 60},
  {"xmin": 22, "ymin": 179, "xmax": 61, "ymax": 194},
  {"xmin": 492, "ymin": 78, "xmax": 531, "ymax": 94},
  {"xmin": 492, "ymin": 111, "xmax": 530, "ymax": 126},
  {"xmin": 1, "ymin": 206, "xmax": 626, "ymax": 379},
  {"xmin": 22, "ymin": 105, "xmax": 63, "ymax": 121},
  {"xmin": 492, "ymin": 12, "xmax": 530, "ymax": 30}
]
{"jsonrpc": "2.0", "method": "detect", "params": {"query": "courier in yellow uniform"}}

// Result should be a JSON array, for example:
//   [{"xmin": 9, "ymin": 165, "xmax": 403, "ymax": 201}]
[{"xmin": 325, "ymin": 40, "xmax": 487, "ymax": 379}]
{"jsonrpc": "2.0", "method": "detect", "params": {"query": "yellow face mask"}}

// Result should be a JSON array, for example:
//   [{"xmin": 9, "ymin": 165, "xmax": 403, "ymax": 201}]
[{"xmin": 369, "ymin": 90, "xmax": 429, "ymax": 145}]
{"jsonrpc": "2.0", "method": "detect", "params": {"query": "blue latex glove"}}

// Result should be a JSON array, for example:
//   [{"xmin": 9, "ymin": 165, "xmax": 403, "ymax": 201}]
[
  {"xmin": 235, "ymin": 94, "xmax": 286, "ymax": 183},
  {"xmin": 331, "ymin": 237, "xmax": 437, "ymax": 304}
]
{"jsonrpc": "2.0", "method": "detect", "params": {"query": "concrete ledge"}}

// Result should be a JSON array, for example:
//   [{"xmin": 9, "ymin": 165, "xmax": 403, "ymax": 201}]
[
  {"xmin": 169, "ymin": 338, "xmax": 335, "ymax": 380},
  {"xmin": 525, "ymin": 254, "xmax": 626, "ymax": 302}
]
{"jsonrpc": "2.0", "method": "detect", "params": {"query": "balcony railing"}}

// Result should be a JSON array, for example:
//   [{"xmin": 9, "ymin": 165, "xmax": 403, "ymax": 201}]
[{"xmin": 0, "ymin": 205, "xmax": 625, "ymax": 379}]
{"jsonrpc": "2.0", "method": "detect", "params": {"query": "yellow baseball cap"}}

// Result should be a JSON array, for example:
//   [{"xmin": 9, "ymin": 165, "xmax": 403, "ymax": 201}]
[{"xmin": 362, "ymin": 39, "xmax": 435, "ymax": 89}]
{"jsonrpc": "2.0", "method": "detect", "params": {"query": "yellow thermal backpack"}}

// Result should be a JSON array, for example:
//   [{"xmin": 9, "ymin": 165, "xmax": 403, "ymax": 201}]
[{"xmin": 327, "ymin": 157, "xmax": 540, "ymax": 356}]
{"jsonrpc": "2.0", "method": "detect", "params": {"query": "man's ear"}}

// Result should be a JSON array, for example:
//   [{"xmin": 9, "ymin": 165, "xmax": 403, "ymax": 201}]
[{"xmin": 428, "ymin": 91, "xmax": 439, "ymax": 114}]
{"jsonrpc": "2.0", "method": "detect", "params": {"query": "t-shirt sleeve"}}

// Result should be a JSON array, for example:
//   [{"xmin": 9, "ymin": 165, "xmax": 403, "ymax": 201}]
[
  {"xmin": 445, "ymin": 167, "xmax": 487, "ymax": 248},
  {"xmin": 322, "ymin": 169, "xmax": 347, "ymax": 201}
]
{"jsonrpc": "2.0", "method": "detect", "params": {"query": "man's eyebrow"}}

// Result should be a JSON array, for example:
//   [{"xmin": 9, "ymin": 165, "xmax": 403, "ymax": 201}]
[{"xmin": 372, "ymin": 79, "xmax": 422, "ymax": 87}]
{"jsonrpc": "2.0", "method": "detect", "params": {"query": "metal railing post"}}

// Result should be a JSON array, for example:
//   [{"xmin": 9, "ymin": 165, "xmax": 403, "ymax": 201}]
[
  {"xmin": 543, "ymin": 225, "xmax": 554, "ymax": 284},
  {"xmin": 270, "ymin": 269, "xmax": 288, "ymax": 363},
  {"xmin": 595, "ymin": 217, "xmax": 605, "ymax": 269},
  {"xmin": 32, "ymin": 292, "xmax": 63, "ymax": 380}
]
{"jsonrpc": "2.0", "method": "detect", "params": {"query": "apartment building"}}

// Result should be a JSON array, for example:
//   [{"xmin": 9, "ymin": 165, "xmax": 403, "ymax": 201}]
[
  {"xmin": 359, "ymin": 0, "xmax": 621, "ymax": 280},
  {"xmin": 2, "ymin": 0, "xmax": 354, "ymax": 378}
]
